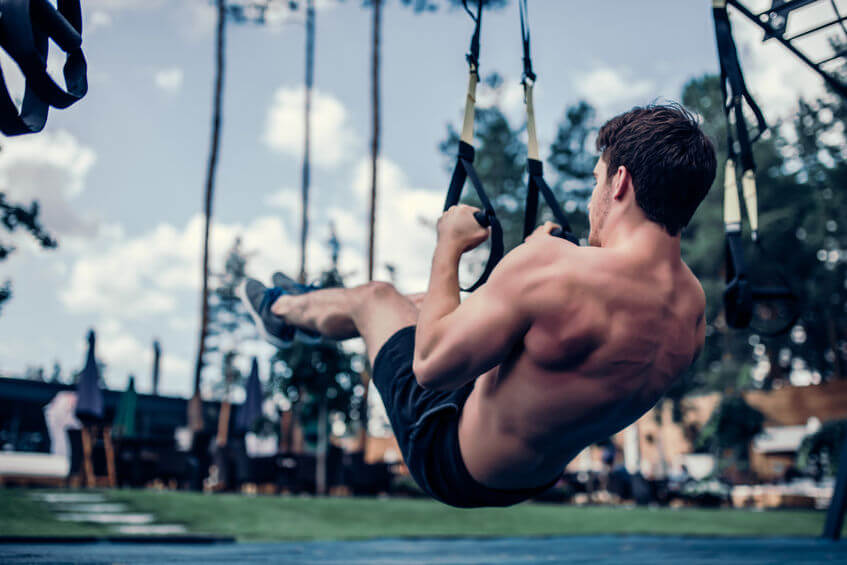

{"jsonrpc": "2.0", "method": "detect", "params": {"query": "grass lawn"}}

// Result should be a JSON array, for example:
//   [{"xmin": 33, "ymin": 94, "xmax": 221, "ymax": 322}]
[
  {"xmin": 0, "ymin": 489, "xmax": 111, "ymax": 538},
  {"xmin": 2, "ymin": 488, "xmax": 842, "ymax": 542}
]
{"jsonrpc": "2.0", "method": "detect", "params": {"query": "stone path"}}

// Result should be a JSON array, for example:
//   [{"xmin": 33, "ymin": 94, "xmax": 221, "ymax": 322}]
[
  {"xmin": 2, "ymin": 535, "xmax": 846, "ymax": 564},
  {"xmin": 30, "ymin": 492, "xmax": 188, "ymax": 536}
]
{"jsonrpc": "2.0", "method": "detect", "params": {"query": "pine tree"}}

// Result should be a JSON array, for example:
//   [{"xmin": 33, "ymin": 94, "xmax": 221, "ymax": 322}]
[{"xmin": 0, "ymin": 192, "xmax": 57, "ymax": 315}]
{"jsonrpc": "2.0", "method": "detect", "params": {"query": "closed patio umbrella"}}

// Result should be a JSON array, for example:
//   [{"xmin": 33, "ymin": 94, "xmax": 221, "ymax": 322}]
[
  {"xmin": 237, "ymin": 358, "xmax": 263, "ymax": 433},
  {"xmin": 113, "ymin": 376, "xmax": 137, "ymax": 438},
  {"xmin": 75, "ymin": 330, "xmax": 103, "ymax": 423}
]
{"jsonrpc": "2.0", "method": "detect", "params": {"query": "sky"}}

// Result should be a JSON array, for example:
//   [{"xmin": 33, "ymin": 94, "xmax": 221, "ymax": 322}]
[{"xmin": 1, "ymin": 0, "xmax": 843, "ymax": 400}]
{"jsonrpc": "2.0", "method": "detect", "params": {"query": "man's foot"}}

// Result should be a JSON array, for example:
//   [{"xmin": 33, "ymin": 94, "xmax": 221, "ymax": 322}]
[
  {"xmin": 238, "ymin": 275, "xmax": 322, "ymax": 348},
  {"xmin": 238, "ymin": 278, "xmax": 297, "ymax": 348},
  {"xmin": 270, "ymin": 272, "xmax": 323, "ymax": 344}
]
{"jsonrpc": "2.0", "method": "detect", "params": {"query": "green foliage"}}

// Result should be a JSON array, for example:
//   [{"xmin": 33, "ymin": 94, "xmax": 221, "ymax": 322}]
[
  {"xmin": 395, "ymin": 0, "xmax": 508, "ymax": 11},
  {"xmin": 547, "ymin": 100, "xmax": 596, "ymax": 240},
  {"xmin": 678, "ymin": 74, "xmax": 847, "ymax": 397},
  {"xmin": 270, "ymin": 269, "xmax": 365, "ymax": 448},
  {"xmin": 797, "ymin": 419, "xmax": 847, "ymax": 478},
  {"xmin": 0, "ymin": 192, "xmax": 58, "ymax": 315},
  {"xmin": 696, "ymin": 395, "xmax": 764, "ymax": 470},
  {"xmin": 206, "ymin": 237, "xmax": 253, "ymax": 396}
]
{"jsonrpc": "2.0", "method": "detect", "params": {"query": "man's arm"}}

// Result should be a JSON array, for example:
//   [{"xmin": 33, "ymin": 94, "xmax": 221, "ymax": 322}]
[{"xmin": 413, "ymin": 211, "xmax": 559, "ymax": 390}]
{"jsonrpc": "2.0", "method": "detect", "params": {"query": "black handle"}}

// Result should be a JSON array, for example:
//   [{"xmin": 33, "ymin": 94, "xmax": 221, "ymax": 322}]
[{"xmin": 473, "ymin": 211, "xmax": 490, "ymax": 227}]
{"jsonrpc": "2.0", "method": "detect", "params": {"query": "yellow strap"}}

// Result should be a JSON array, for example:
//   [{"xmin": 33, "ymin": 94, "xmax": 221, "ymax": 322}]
[
  {"xmin": 712, "ymin": 0, "xmax": 726, "ymax": 8},
  {"xmin": 524, "ymin": 79, "xmax": 539, "ymax": 161},
  {"xmin": 741, "ymin": 169, "xmax": 758, "ymax": 239},
  {"xmin": 460, "ymin": 69, "xmax": 478, "ymax": 145},
  {"xmin": 723, "ymin": 159, "xmax": 742, "ymax": 232}
]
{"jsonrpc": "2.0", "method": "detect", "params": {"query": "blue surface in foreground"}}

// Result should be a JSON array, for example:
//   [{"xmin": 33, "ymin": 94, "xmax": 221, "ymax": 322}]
[{"xmin": 2, "ymin": 536, "xmax": 846, "ymax": 564}]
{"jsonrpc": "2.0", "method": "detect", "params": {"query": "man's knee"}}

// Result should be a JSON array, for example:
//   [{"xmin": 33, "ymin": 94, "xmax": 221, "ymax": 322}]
[
  {"xmin": 350, "ymin": 281, "xmax": 401, "ymax": 315},
  {"xmin": 361, "ymin": 280, "xmax": 399, "ymax": 300}
]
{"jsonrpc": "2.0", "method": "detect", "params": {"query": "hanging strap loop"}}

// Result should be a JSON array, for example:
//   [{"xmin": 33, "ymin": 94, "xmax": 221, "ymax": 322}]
[
  {"xmin": 518, "ymin": 0, "xmax": 577, "ymax": 245},
  {"xmin": 518, "ymin": 0, "xmax": 535, "ymax": 84},
  {"xmin": 462, "ymin": 0, "xmax": 482, "ymax": 72},
  {"xmin": 0, "ymin": 0, "xmax": 88, "ymax": 108},
  {"xmin": 445, "ymin": 0, "xmax": 503, "ymax": 292},
  {"xmin": 715, "ymin": 3, "xmax": 799, "ymax": 335},
  {"xmin": 0, "ymin": 0, "xmax": 88, "ymax": 135},
  {"xmin": 444, "ymin": 141, "xmax": 504, "ymax": 292}
]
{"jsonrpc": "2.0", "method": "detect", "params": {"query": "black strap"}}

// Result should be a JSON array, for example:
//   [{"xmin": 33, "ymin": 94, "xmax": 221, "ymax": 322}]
[
  {"xmin": 715, "ymin": 3, "xmax": 758, "ymax": 329},
  {"xmin": 518, "ymin": 0, "xmax": 577, "ymax": 245},
  {"xmin": 462, "ymin": 0, "xmax": 482, "ymax": 71},
  {"xmin": 0, "ymin": 0, "xmax": 88, "ymax": 135},
  {"xmin": 713, "ymin": 3, "xmax": 766, "ymax": 172},
  {"xmin": 715, "ymin": 4, "xmax": 798, "ymax": 335},
  {"xmin": 523, "ymin": 159, "xmax": 578, "ymax": 245},
  {"xmin": 0, "ymin": 60, "xmax": 49, "ymax": 135},
  {"xmin": 444, "ymin": 141, "xmax": 504, "ymax": 292},
  {"xmin": 443, "ymin": 1, "xmax": 503, "ymax": 292},
  {"xmin": 723, "ymin": 231, "xmax": 754, "ymax": 329},
  {"xmin": 518, "ymin": 0, "xmax": 535, "ymax": 83}
]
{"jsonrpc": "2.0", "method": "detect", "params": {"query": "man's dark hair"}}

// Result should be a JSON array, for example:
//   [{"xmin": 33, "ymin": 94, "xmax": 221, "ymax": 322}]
[{"xmin": 595, "ymin": 103, "xmax": 717, "ymax": 236}]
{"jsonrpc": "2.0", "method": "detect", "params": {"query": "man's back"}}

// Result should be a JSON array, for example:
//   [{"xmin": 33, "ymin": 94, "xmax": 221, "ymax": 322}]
[{"xmin": 458, "ymin": 237, "xmax": 706, "ymax": 490}]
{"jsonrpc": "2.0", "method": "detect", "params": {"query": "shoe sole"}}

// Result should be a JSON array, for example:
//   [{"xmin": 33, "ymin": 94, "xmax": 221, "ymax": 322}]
[{"xmin": 237, "ymin": 280, "xmax": 294, "ymax": 350}]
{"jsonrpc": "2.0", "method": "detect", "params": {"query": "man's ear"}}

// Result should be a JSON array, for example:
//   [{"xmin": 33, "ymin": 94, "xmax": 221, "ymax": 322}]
[{"xmin": 612, "ymin": 166, "xmax": 632, "ymax": 201}]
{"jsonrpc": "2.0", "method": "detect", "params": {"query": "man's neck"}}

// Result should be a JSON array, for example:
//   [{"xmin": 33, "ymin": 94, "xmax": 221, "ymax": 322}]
[{"xmin": 601, "ymin": 220, "xmax": 682, "ymax": 260}]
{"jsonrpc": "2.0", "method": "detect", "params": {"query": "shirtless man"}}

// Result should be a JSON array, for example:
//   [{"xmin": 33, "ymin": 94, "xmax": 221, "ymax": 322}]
[{"xmin": 239, "ymin": 104, "xmax": 716, "ymax": 508}]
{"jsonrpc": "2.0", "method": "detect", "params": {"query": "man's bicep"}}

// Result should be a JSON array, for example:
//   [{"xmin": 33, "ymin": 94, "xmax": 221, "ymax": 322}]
[{"xmin": 414, "ymin": 247, "xmax": 540, "ymax": 389}]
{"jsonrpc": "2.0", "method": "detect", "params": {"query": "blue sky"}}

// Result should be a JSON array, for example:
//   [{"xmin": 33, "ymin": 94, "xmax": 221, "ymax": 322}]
[{"xmin": 0, "ymin": 0, "xmax": 839, "ymax": 398}]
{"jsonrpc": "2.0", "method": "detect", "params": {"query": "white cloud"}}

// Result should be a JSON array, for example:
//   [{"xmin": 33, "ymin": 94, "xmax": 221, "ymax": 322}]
[
  {"xmin": 96, "ymin": 328, "xmax": 191, "ymax": 393},
  {"xmin": 322, "ymin": 156, "xmax": 443, "ymax": 293},
  {"xmin": 0, "ymin": 130, "xmax": 98, "ymax": 237},
  {"xmin": 475, "ymin": 77, "xmax": 526, "ymax": 123},
  {"xmin": 88, "ymin": 10, "xmax": 113, "ymax": 31},
  {"xmin": 263, "ymin": 186, "xmax": 300, "ymax": 218},
  {"xmin": 60, "ymin": 212, "xmax": 321, "ymax": 319},
  {"xmin": 154, "ymin": 67, "xmax": 184, "ymax": 93},
  {"xmin": 574, "ymin": 67, "xmax": 654, "ymax": 111},
  {"xmin": 263, "ymin": 86, "xmax": 359, "ymax": 168}
]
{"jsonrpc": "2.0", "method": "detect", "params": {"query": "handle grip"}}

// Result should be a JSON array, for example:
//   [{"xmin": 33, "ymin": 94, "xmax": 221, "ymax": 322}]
[{"xmin": 473, "ymin": 211, "xmax": 490, "ymax": 227}]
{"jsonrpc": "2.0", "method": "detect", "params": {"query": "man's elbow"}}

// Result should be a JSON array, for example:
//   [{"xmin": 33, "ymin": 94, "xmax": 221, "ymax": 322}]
[{"xmin": 412, "ymin": 357, "xmax": 439, "ymax": 390}]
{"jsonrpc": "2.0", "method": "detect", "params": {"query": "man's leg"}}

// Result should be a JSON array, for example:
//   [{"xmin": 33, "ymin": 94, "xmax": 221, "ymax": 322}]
[{"xmin": 271, "ymin": 282, "xmax": 420, "ymax": 366}]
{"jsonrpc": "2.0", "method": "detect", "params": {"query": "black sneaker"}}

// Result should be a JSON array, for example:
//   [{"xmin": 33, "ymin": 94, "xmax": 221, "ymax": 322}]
[
  {"xmin": 238, "ymin": 278, "xmax": 297, "ymax": 348},
  {"xmin": 269, "ymin": 272, "xmax": 323, "ymax": 344}
]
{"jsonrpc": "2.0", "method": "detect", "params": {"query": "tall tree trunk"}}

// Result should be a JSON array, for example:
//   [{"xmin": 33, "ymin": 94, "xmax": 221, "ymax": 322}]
[
  {"xmin": 358, "ymin": 0, "xmax": 382, "ymax": 455},
  {"xmin": 151, "ymin": 339, "xmax": 161, "ymax": 396},
  {"xmin": 367, "ymin": 0, "xmax": 381, "ymax": 282},
  {"xmin": 191, "ymin": 0, "xmax": 226, "ymax": 431},
  {"xmin": 298, "ymin": 0, "xmax": 315, "ymax": 284}
]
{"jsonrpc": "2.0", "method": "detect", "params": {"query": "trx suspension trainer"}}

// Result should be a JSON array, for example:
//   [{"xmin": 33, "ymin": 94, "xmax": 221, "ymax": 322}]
[
  {"xmin": 713, "ymin": 0, "xmax": 800, "ymax": 335},
  {"xmin": 518, "ymin": 0, "xmax": 578, "ymax": 245},
  {"xmin": 446, "ymin": 0, "xmax": 578, "ymax": 291},
  {"xmin": 444, "ymin": 0, "xmax": 504, "ymax": 292}
]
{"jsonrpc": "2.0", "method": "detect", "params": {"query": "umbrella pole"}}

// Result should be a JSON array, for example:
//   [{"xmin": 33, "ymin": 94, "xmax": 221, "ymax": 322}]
[
  {"xmin": 81, "ymin": 426, "xmax": 95, "ymax": 488},
  {"xmin": 103, "ymin": 426, "xmax": 117, "ymax": 488},
  {"xmin": 80, "ymin": 425, "xmax": 117, "ymax": 488}
]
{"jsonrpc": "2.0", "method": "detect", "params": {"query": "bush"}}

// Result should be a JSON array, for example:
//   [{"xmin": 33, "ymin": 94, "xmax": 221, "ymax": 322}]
[
  {"xmin": 696, "ymin": 395, "xmax": 764, "ymax": 471},
  {"xmin": 796, "ymin": 420, "xmax": 847, "ymax": 479}
]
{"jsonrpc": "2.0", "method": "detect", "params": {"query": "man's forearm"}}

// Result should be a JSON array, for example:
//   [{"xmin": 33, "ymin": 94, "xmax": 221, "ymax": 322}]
[{"xmin": 415, "ymin": 241, "xmax": 462, "ymax": 362}]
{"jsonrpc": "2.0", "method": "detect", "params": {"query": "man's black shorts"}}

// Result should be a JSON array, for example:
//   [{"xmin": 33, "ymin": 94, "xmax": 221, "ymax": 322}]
[{"xmin": 371, "ymin": 326, "xmax": 558, "ymax": 508}]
